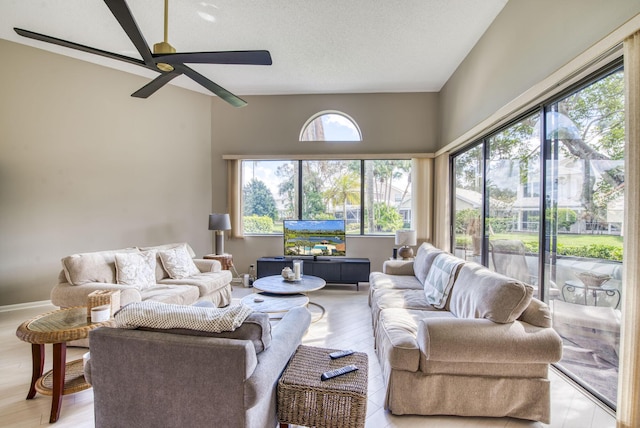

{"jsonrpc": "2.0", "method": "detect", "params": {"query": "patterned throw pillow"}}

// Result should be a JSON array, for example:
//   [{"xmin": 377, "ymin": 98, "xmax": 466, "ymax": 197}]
[
  {"xmin": 115, "ymin": 250, "xmax": 157, "ymax": 289},
  {"xmin": 423, "ymin": 253, "xmax": 464, "ymax": 309},
  {"xmin": 158, "ymin": 244, "xmax": 200, "ymax": 279}
]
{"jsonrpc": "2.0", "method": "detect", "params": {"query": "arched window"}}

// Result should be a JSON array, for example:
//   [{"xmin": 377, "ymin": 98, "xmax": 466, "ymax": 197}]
[{"xmin": 299, "ymin": 111, "xmax": 362, "ymax": 141}]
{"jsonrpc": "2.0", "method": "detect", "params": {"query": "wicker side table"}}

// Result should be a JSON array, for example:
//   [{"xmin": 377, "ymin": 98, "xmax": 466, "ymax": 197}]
[
  {"xmin": 16, "ymin": 307, "xmax": 114, "ymax": 423},
  {"xmin": 277, "ymin": 345, "xmax": 368, "ymax": 428},
  {"xmin": 203, "ymin": 253, "xmax": 234, "ymax": 270}
]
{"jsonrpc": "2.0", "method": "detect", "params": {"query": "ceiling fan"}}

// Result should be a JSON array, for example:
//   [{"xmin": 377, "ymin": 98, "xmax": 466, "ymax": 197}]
[{"xmin": 14, "ymin": 0, "xmax": 272, "ymax": 107}]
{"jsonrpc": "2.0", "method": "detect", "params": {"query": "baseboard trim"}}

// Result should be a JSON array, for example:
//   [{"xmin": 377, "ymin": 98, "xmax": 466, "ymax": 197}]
[{"xmin": 0, "ymin": 300, "xmax": 53, "ymax": 313}]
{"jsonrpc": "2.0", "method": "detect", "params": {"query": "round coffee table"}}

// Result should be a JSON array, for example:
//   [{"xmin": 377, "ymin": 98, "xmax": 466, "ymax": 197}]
[
  {"xmin": 16, "ymin": 306, "xmax": 115, "ymax": 423},
  {"xmin": 252, "ymin": 275, "xmax": 326, "ymax": 321},
  {"xmin": 253, "ymin": 275, "xmax": 326, "ymax": 294},
  {"xmin": 241, "ymin": 293, "xmax": 309, "ymax": 318}
]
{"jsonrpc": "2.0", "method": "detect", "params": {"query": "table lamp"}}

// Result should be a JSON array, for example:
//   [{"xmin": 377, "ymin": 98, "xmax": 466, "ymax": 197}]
[
  {"xmin": 395, "ymin": 229, "xmax": 417, "ymax": 259},
  {"xmin": 209, "ymin": 213, "xmax": 231, "ymax": 255}
]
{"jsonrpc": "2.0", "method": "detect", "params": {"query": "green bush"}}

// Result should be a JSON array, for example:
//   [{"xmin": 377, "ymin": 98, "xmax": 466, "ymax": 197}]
[
  {"xmin": 556, "ymin": 243, "xmax": 623, "ymax": 261},
  {"xmin": 520, "ymin": 240, "xmax": 622, "ymax": 261},
  {"xmin": 243, "ymin": 215, "xmax": 274, "ymax": 233}
]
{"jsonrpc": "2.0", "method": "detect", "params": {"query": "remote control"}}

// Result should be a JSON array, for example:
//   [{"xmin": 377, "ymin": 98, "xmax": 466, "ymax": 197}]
[
  {"xmin": 321, "ymin": 365, "xmax": 358, "ymax": 381},
  {"xmin": 254, "ymin": 297, "xmax": 264, "ymax": 303},
  {"xmin": 329, "ymin": 349, "xmax": 354, "ymax": 359}
]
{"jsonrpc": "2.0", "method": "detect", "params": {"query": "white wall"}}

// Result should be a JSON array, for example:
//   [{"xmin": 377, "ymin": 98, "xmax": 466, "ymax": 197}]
[
  {"xmin": 0, "ymin": 40, "xmax": 212, "ymax": 305},
  {"xmin": 439, "ymin": 0, "xmax": 640, "ymax": 147}
]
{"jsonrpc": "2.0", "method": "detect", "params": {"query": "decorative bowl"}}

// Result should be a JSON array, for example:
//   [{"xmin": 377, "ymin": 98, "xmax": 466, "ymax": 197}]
[{"xmin": 576, "ymin": 271, "xmax": 611, "ymax": 288}]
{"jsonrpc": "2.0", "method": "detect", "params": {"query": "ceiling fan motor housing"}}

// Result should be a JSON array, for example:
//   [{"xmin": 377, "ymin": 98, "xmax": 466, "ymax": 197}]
[{"xmin": 154, "ymin": 41, "xmax": 175, "ymax": 71}]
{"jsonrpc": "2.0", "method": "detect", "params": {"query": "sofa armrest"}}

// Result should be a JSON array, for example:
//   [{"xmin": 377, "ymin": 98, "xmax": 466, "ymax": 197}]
[
  {"xmin": 416, "ymin": 317, "xmax": 562, "ymax": 364},
  {"xmin": 193, "ymin": 258, "xmax": 222, "ymax": 273},
  {"xmin": 244, "ymin": 306, "xmax": 311, "ymax": 408},
  {"xmin": 383, "ymin": 260, "xmax": 415, "ymax": 275},
  {"xmin": 51, "ymin": 281, "xmax": 142, "ymax": 308}
]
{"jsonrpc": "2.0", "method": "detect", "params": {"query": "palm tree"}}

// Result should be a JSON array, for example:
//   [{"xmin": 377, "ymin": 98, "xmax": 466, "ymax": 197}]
[{"xmin": 324, "ymin": 172, "xmax": 361, "ymax": 220}]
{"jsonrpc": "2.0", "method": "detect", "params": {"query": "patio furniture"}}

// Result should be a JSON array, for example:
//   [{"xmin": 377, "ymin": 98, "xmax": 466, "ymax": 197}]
[
  {"xmin": 489, "ymin": 239, "xmax": 560, "ymax": 298},
  {"xmin": 562, "ymin": 279, "xmax": 621, "ymax": 309}
]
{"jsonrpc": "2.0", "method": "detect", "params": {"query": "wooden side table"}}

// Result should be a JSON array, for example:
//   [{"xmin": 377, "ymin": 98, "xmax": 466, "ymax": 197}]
[
  {"xmin": 16, "ymin": 307, "xmax": 114, "ymax": 423},
  {"xmin": 277, "ymin": 345, "xmax": 368, "ymax": 428},
  {"xmin": 203, "ymin": 253, "xmax": 234, "ymax": 270}
]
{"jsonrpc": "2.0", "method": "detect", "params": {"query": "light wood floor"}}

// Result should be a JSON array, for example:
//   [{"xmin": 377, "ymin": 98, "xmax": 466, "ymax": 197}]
[{"xmin": 0, "ymin": 284, "xmax": 616, "ymax": 427}]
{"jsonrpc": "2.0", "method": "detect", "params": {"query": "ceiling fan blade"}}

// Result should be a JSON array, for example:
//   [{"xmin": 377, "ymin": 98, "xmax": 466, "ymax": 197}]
[
  {"xmin": 131, "ymin": 71, "xmax": 182, "ymax": 98},
  {"xmin": 153, "ymin": 50, "xmax": 273, "ymax": 66},
  {"xmin": 173, "ymin": 64, "xmax": 247, "ymax": 108},
  {"xmin": 104, "ymin": 0, "xmax": 155, "ymax": 67},
  {"xmin": 14, "ymin": 28, "xmax": 146, "ymax": 68}
]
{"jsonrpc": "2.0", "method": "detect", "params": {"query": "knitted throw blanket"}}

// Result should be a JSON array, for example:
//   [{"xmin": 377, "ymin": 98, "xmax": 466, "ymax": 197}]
[{"xmin": 114, "ymin": 301, "xmax": 254, "ymax": 333}]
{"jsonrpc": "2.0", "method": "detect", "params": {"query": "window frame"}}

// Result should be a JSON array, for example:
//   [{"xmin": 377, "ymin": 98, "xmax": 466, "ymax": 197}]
[
  {"xmin": 299, "ymin": 110, "xmax": 363, "ymax": 142},
  {"xmin": 240, "ymin": 157, "xmax": 413, "ymax": 236}
]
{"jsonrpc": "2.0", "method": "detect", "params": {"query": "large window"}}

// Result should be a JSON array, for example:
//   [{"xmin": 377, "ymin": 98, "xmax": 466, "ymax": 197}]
[
  {"xmin": 451, "ymin": 63, "xmax": 624, "ymax": 409},
  {"xmin": 242, "ymin": 159, "xmax": 411, "ymax": 235}
]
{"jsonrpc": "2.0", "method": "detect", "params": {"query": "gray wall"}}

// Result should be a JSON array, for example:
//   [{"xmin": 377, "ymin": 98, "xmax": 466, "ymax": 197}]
[
  {"xmin": 0, "ymin": 40, "xmax": 212, "ymax": 305},
  {"xmin": 211, "ymin": 93, "xmax": 439, "ymax": 277},
  {"xmin": 439, "ymin": 0, "xmax": 640, "ymax": 147}
]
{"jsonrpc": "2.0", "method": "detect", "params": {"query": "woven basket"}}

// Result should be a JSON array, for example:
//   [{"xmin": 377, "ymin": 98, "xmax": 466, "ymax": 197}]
[
  {"xmin": 277, "ymin": 346, "xmax": 368, "ymax": 428},
  {"xmin": 87, "ymin": 290, "xmax": 121, "ymax": 317}
]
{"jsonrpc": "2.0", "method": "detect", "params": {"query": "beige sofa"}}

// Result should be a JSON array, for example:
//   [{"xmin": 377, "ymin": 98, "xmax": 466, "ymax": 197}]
[
  {"xmin": 51, "ymin": 242, "xmax": 232, "ymax": 310},
  {"xmin": 369, "ymin": 243, "xmax": 563, "ymax": 423}
]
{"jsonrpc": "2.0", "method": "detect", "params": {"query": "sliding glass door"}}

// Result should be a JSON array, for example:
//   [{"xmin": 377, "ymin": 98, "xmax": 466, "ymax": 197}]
[
  {"xmin": 451, "ymin": 63, "xmax": 624, "ymax": 409},
  {"xmin": 544, "ymin": 68, "xmax": 624, "ymax": 407}
]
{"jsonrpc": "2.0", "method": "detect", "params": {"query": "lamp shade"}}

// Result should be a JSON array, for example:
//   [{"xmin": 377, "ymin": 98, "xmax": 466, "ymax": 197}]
[
  {"xmin": 208, "ymin": 213, "xmax": 231, "ymax": 231},
  {"xmin": 395, "ymin": 230, "xmax": 417, "ymax": 246}
]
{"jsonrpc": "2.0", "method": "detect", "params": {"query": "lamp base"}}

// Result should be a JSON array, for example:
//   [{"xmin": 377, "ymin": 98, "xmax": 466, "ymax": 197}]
[
  {"xmin": 214, "ymin": 231, "xmax": 225, "ymax": 255},
  {"xmin": 397, "ymin": 246, "xmax": 414, "ymax": 260}
]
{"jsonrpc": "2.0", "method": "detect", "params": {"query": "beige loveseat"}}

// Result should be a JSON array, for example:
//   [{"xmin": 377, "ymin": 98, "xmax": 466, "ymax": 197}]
[
  {"xmin": 51, "ymin": 242, "xmax": 232, "ymax": 310},
  {"xmin": 369, "ymin": 243, "xmax": 563, "ymax": 423}
]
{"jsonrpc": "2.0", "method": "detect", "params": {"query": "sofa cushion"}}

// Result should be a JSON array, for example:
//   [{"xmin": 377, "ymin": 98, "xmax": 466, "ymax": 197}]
[
  {"xmin": 115, "ymin": 250, "xmax": 157, "ymax": 290},
  {"xmin": 139, "ymin": 243, "xmax": 197, "ymax": 280},
  {"xmin": 140, "ymin": 284, "xmax": 200, "ymax": 305},
  {"xmin": 141, "ymin": 312, "xmax": 272, "ymax": 353},
  {"xmin": 518, "ymin": 298, "xmax": 552, "ymax": 328},
  {"xmin": 423, "ymin": 253, "xmax": 464, "ymax": 309},
  {"xmin": 448, "ymin": 262, "xmax": 533, "ymax": 323},
  {"xmin": 159, "ymin": 271, "xmax": 233, "ymax": 297},
  {"xmin": 371, "ymin": 288, "xmax": 439, "ymax": 331},
  {"xmin": 61, "ymin": 247, "xmax": 139, "ymax": 285},
  {"xmin": 413, "ymin": 243, "xmax": 444, "ymax": 285},
  {"xmin": 158, "ymin": 244, "xmax": 200, "ymax": 279},
  {"xmin": 369, "ymin": 271, "xmax": 423, "ymax": 292}
]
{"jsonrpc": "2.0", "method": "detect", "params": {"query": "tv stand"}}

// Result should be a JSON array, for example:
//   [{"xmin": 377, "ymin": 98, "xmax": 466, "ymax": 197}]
[{"xmin": 257, "ymin": 257, "xmax": 370, "ymax": 290}]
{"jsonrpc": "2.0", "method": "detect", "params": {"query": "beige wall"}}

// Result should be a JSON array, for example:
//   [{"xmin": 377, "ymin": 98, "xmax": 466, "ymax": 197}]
[
  {"xmin": 439, "ymin": 0, "xmax": 640, "ymax": 147},
  {"xmin": 0, "ymin": 40, "xmax": 213, "ymax": 305},
  {"xmin": 211, "ymin": 93, "xmax": 439, "ymax": 276}
]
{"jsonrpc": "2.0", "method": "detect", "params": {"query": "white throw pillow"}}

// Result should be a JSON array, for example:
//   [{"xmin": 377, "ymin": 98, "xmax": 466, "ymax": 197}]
[
  {"xmin": 423, "ymin": 253, "xmax": 464, "ymax": 309},
  {"xmin": 115, "ymin": 250, "xmax": 157, "ymax": 289},
  {"xmin": 158, "ymin": 245, "xmax": 200, "ymax": 279}
]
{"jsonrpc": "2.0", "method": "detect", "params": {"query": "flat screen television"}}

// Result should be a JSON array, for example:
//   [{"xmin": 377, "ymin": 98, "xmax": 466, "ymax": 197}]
[{"xmin": 283, "ymin": 219, "xmax": 346, "ymax": 257}]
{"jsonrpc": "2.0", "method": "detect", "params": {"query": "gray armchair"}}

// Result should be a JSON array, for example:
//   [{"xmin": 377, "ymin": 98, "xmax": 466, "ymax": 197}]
[{"xmin": 86, "ymin": 307, "xmax": 311, "ymax": 428}]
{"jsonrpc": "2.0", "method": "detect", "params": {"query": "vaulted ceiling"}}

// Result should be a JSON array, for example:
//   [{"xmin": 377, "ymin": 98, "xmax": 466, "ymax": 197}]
[{"xmin": 1, "ymin": 0, "xmax": 508, "ymax": 98}]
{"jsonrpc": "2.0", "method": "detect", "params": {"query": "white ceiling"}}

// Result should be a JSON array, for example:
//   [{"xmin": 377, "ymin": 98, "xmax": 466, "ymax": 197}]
[{"xmin": 1, "ymin": 0, "xmax": 508, "ymax": 98}]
